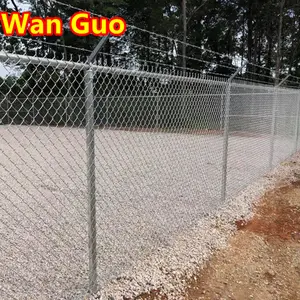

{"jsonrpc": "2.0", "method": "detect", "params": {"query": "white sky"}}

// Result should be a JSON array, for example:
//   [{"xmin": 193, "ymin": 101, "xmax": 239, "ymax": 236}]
[
  {"xmin": 0, "ymin": 1, "xmax": 31, "ymax": 77},
  {"xmin": 8, "ymin": 0, "xmax": 31, "ymax": 11}
]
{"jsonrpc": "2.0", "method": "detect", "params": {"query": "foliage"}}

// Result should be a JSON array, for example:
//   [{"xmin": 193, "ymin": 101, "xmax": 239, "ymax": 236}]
[{"xmin": 1, "ymin": 0, "xmax": 300, "ymax": 127}]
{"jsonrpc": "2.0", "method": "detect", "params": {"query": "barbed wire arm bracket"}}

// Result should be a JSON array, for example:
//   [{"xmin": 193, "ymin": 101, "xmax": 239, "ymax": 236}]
[{"xmin": 87, "ymin": 35, "xmax": 110, "ymax": 64}]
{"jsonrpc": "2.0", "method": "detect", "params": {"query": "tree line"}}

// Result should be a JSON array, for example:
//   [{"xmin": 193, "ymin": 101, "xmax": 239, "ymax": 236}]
[
  {"xmin": 1, "ymin": 0, "xmax": 299, "ymax": 76},
  {"xmin": 0, "ymin": 0, "xmax": 299, "ymax": 128}
]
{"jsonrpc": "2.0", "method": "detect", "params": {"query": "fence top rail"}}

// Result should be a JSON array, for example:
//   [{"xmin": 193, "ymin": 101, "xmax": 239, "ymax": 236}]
[
  {"xmin": 0, "ymin": 51, "xmax": 228, "ymax": 83},
  {"xmin": 230, "ymin": 82, "xmax": 299, "ymax": 94},
  {"xmin": 0, "ymin": 51, "xmax": 299, "ymax": 94}
]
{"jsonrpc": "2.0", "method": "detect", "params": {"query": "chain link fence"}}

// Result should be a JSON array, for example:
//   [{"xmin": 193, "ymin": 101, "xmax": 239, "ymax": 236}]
[{"xmin": 0, "ymin": 42, "xmax": 300, "ymax": 299}]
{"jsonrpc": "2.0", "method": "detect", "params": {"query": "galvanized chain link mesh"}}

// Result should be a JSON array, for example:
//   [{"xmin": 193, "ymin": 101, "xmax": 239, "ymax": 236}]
[
  {"xmin": 1, "ymin": 37, "xmax": 300, "ymax": 299},
  {"xmin": 226, "ymin": 82, "xmax": 300, "ymax": 197}
]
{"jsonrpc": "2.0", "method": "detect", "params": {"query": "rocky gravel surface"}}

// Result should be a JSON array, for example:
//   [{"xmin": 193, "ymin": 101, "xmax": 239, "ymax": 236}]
[{"xmin": 0, "ymin": 125, "xmax": 298, "ymax": 299}]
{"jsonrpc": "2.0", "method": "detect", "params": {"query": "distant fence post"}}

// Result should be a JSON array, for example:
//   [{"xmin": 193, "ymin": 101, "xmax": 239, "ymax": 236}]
[
  {"xmin": 294, "ymin": 91, "xmax": 300, "ymax": 153},
  {"xmin": 221, "ymin": 61, "xmax": 246, "ymax": 202},
  {"xmin": 84, "ymin": 68, "xmax": 97, "ymax": 294},
  {"xmin": 269, "ymin": 89, "xmax": 278, "ymax": 170},
  {"xmin": 219, "ymin": 88, "xmax": 226, "ymax": 131},
  {"xmin": 269, "ymin": 75, "xmax": 290, "ymax": 170}
]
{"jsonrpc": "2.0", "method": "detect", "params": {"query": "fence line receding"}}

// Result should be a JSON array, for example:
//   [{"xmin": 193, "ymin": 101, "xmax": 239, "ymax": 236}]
[{"xmin": 0, "ymin": 38, "xmax": 300, "ymax": 299}]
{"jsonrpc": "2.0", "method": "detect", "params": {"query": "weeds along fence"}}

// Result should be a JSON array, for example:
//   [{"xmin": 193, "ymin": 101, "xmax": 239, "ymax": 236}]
[{"xmin": 1, "ymin": 40, "xmax": 300, "ymax": 299}]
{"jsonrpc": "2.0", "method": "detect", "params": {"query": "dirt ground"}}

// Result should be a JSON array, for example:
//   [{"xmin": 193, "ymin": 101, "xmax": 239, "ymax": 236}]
[
  {"xmin": 137, "ymin": 177, "xmax": 300, "ymax": 300},
  {"xmin": 184, "ymin": 180, "xmax": 300, "ymax": 300}
]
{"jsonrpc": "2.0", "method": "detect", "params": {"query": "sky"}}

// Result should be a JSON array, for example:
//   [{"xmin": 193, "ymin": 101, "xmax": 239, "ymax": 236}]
[
  {"xmin": 0, "ymin": 1, "xmax": 31, "ymax": 77},
  {"xmin": 9, "ymin": 0, "xmax": 31, "ymax": 11}
]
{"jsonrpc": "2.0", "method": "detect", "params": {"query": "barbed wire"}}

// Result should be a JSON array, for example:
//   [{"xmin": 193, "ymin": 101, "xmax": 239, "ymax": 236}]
[
  {"xmin": 234, "ymin": 76, "xmax": 275, "ymax": 87},
  {"xmin": 48, "ymin": 0, "xmax": 235, "ymax": 60},
  {"xmin": 240, "ymin": 69, "xmax": 275, "ymax": 81},
  {"xmin": 0, "ymin": 35, "xmax": 235, "ymax": 80},
  {"xmin": 3, "ymin": 35, "xmax": 299, "ymax": 87},
  {"xmin": 2, "ymin": 2, "xmax": 300, "ymax": 84},
  {"xmin": 4, "ymin": 0, "xmax": 290, "ymax": 81},
  {"xmin": 128, "ymin": 41, "xmax": 239, "ymax": 71},
  {"xmin": 44, "ymin": 0, "xmax": 289, "ymax": 81},
  {"xmin": 245, "ymin": 60, "xmax": 276, "ymax": 72},
  {"xmin": 2, "ymin": 0, "xmax": 242, "ymax": 79},
  {"xmin": 4, "ymin": 0, "xmax": 299, "ymax": 83}
]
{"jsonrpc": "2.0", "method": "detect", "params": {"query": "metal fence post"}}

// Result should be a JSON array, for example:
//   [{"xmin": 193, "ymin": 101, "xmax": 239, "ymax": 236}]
[
  {"xmin": 269, "ymin": 75, "xmax": 290, "ymax": 170},
  {"xmin": 219, "ymin": 88, "xmax": 226, "ymax": 131},
  {"xmin": 84, "ymin": 68, "xmax": 97, "ymax": 294},
  {"xmin": 294, "ymin": 92, "xmax": 300, "ymax": 153},
  {"xmin": 221, "ymin": 62, "xmax": 246, "ymax": 202},
  {"xmin": 269, "ymin": 89, "xmax": 278, "ymax": 170}
]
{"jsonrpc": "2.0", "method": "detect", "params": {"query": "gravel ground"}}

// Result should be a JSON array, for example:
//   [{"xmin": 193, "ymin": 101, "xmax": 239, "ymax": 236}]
[{"xmin": 0, "ymin": 125, "xmax": 297, "ymax": 299}]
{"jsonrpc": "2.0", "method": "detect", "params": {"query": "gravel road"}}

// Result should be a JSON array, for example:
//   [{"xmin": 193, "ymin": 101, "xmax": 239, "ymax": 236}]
[{"xmin": 0, "ymin": 125, "xmax": 296, "ymax": 299}]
